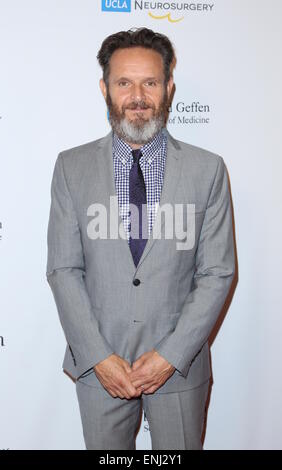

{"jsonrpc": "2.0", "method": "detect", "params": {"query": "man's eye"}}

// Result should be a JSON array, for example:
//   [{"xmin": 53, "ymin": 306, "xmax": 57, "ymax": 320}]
[
  {"xmin": 119, "ymin": 81, "xmax": 128, "ymax": 87},
  {"xmin": 146, "ymin": 81, "xmax": 157, "ymax": 86}
]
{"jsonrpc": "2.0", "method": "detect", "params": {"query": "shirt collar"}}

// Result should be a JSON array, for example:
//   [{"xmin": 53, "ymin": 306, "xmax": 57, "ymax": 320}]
[{"xmin": 113, "ymin": 128, "xmax": 165, "ymax": 166}]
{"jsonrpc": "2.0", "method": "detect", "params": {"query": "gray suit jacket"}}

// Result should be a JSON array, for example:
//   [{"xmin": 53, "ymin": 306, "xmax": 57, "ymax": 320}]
[{"xmin": 46, "ymin": 128, "xmax": 235, "ymax": 393}]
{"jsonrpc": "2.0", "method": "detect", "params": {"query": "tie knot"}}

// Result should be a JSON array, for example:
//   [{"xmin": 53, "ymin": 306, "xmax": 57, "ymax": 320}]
[{"xmin": 132, "ymin": 148, "xmax": 142, "ymax": 164}]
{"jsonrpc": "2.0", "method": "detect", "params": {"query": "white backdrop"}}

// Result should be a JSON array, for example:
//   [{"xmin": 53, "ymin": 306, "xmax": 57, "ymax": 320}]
[{"xmin": 1, "ymin": 0, "xmax": 282, "ymax": 450}]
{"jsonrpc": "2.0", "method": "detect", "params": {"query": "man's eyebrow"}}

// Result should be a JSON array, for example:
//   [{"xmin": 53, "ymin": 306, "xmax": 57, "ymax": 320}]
[{"xmin": 114, "ymin": 76, "xmax": 161, "ymax": 83}]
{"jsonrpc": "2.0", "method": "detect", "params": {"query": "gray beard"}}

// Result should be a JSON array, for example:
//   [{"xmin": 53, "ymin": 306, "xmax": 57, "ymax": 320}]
[{"xmin": 110, "ymin": 113, "xmax": 165, "ymax": 145}]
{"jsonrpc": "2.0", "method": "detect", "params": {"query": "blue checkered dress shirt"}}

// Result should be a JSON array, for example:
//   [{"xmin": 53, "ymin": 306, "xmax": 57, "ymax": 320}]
[{"xmin": 112, "ymin": 128, "xmax": 167, "ymax": 244}]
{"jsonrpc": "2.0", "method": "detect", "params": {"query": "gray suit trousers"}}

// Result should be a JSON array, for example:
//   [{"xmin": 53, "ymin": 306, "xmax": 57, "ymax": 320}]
[{"xmin": 75, "ymin": 377, "xmax": 210, "ymax": 450}]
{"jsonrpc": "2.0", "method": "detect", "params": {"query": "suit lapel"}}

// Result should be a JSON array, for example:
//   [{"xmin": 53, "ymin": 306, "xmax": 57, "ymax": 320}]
[
  {"xmin": 95, "ymin": 128, "xmax": 182, "ymax": 275},
  {"xmin": 95, "ymin": 130, "xmax": 137, "ymax": 275}
]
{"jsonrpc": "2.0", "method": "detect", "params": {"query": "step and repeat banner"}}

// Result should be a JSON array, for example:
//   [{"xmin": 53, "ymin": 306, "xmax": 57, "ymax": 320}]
[{"xmin": 1, "ymin": 0, "xmax": 282, "ymax": 450}]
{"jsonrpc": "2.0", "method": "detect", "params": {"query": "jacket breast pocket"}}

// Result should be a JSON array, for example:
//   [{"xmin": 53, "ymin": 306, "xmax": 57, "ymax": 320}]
[{"xmin": 174, "ymin": 203, "xmax": 205, "ymax": 251}]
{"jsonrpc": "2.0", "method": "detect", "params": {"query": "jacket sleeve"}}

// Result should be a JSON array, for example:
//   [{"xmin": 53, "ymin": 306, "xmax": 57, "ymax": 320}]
[
  {"xmin": 154, "ymin": 156, "xmax": 235, "ymax": 377},
  {"xmin": 46, "ymin": 152, "xmax": 114, "ymax": 379}
]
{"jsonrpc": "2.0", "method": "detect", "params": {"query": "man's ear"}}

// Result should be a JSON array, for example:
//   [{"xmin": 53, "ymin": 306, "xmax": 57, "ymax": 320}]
[{"xmin": 99, "ymin": 78, "xmax": 107, "ymax": 100}]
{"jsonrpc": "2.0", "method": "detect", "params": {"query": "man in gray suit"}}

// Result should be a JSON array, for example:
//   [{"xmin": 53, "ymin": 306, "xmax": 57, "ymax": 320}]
[{"xmin": 46, "ymin": 27, "xmax": 235, "ymax": 450}]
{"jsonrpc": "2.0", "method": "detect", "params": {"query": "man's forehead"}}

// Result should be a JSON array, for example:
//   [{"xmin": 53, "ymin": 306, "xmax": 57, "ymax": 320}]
[
  {"xmin": 110, "ymin": 48, "xmax": 162, "ymax": 66},
  {"xmin": 109, "ymin": 48, "xmax": 164, "ymax": 77}
]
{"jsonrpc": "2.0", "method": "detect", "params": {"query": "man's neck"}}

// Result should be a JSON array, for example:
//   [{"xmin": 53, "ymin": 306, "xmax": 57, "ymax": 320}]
[
  {"xmin": 127, "ymin": 142, "xmax": 143, "ymax": 150},
  {"xmin": 116, "ymin": 128, "xmax": 163, "ymax": 150}
]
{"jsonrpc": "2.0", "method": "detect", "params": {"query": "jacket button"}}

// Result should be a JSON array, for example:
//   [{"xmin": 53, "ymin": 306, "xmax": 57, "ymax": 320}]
[{"xmin": 133, "ymin": 278, "xmax": 141, "ymax": 286}]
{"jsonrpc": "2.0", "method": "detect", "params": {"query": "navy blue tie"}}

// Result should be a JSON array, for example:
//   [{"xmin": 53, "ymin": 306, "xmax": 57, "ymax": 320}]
[{"xmin": 129, "ymin": 149, "xmax": 148, "ymax": 267}]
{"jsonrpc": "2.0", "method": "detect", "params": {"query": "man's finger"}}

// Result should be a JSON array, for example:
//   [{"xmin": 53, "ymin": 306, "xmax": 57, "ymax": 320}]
[
  {"xmin": 123, "ymin": 363, "xmax": 132, "ymax": 374},
  {"xmin": 131, "ymin": 378, "xmax": 154, "ymax": 389},
  {"xmin": 108, "ymin": 388, "xmax": 117, "ymax": 398},
  {"xmin": 131, "ymin": 356, "xmax": 146, "ymax": 370},
  {"xmin": 129, "ymin": 365, "xmax": 148, "ymax": 379},
  {"xmin": 143, "ymin": 386, "xmax": 157, "ymax": 394},
  {"xmin": 123, "ymin": 379, "xmax": 139, "ymax": 398}
]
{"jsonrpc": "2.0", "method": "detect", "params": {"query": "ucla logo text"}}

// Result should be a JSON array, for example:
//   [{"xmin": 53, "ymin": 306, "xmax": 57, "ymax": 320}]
[{"xmin": 102, "ymin": 0, "xmax": 131, "ymax": 12}]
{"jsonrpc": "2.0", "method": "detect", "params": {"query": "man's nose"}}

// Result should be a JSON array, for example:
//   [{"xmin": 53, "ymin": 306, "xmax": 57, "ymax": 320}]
[{"xmin": 131, "ymin": 83, "xmax": 145, "ymax": 101}]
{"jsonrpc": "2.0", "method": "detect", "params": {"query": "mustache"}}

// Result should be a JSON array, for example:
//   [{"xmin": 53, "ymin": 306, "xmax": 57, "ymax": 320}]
[{"xmin": 124, "ymin": 101, "xmax": 154, "ymax": 111}]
